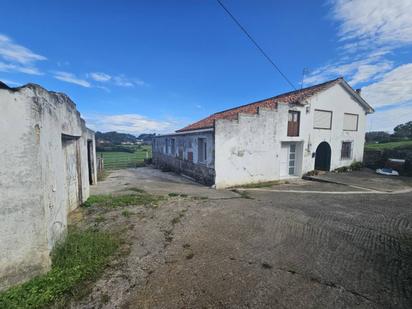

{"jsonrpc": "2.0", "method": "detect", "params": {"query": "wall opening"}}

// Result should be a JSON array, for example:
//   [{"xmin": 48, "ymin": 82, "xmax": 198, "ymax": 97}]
[
  {"xmin": 87, "ymin": 140, "xmax": 94, "ymax": 185},
  {"xmin": 61, "ymin": 134, "xmax": 82, "ymax": 210},
  {"xmin": 315, "ymin": 142, "xmax": 331, "ymax": 171}
]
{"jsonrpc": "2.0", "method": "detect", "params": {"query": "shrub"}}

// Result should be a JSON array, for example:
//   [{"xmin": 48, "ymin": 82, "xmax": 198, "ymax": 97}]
[{"xmin": 350, "ymin": 161, "xmax": 362, "ymax": 171}]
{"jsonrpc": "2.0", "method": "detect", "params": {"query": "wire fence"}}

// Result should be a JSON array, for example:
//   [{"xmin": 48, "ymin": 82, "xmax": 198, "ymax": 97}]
[{"xmin": 97, "ymin": 149, "xmax": 151, "ymax": 170}]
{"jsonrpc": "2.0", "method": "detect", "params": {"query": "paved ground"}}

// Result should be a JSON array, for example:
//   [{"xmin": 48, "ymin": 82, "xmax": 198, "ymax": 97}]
[
  {"xmin": 305, "ymin": 168, "xmax": 412, "ymax": 192},
  {"xmin": 74, "ymin": 167, "xmax": 412, "ymax": 309}
]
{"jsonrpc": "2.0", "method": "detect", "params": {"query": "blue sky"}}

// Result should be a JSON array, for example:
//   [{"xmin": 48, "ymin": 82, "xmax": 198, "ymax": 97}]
[{"xmin": 1, "ymin": 0, "xmax": 412, "ymax": 134}]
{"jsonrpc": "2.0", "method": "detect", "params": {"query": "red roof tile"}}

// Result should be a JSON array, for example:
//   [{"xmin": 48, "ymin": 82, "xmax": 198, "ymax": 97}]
[{"xmin": 177, "ymin": 77, "xmax": 343, "ymax": 132}]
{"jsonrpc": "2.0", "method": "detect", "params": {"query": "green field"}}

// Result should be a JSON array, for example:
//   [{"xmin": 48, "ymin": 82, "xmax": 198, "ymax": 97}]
[
  {"xmin": 97, "ymin": 145, "xmax": 152, "ymax": 169},
  {"xmin": 365, "ymin": 140, "xmax": 412, "ymax": 151}
]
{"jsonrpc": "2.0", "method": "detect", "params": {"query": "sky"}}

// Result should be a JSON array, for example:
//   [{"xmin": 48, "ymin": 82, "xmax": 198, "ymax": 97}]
[{"xmin": 0, "ymin": 0, "xmax": 411, "ymax": 134}]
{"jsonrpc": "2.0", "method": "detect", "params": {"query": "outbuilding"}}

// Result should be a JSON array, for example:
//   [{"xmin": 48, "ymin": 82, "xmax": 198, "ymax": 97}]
[{"xmin": 0, "ymin": 82, "xmax": 97, "ymax": 290}]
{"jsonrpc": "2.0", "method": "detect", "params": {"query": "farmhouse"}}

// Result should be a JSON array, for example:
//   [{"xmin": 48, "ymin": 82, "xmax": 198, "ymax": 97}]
[
  {"xmin": 152, "ymin": 77, "xmax": 374, "ymax": 188},
  {"xmin": 0, "ymin": 82, "xmax": 97, "ymax": 290}
]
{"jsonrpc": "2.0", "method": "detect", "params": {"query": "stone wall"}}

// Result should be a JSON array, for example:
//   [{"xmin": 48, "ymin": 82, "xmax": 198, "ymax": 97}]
[
  {"xmin": 0, "ymin": 82, "xmax": 97, "ymax": 291},
  {"xmin": 152, "ymin": 152, "xmax": 215, "ymax": 185},
  {"xmin": 364, "ymin": 148, "xmax": 412, "ymax": 176}
]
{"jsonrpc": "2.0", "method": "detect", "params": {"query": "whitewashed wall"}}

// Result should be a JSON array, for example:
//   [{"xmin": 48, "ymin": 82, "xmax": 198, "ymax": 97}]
[
  {"xmin": 214, "ymin": 83, "xmax": 369, "ymax": 188},
  {"xmin": 300, "ymin": 83, "xmax": 367, "ymax": 172},
  {"xmin": 0, "ymin": 84, "xmax": 96, "ymax": 290}
]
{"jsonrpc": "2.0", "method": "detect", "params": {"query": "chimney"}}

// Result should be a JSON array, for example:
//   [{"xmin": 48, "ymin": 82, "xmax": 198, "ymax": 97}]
[{"xmin": 356, "ymin": 88, "xmax": 362, "ymax": 96}]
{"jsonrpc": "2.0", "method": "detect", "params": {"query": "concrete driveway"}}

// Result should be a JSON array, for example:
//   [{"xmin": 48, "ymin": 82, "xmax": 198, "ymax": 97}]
[
  {"xmin": 304, "ymin": 168, "xmax": 412, "ymax": 192},
  {"xmin": 80, "ymin": 167, "xmax": 412, "ymax": 309}
]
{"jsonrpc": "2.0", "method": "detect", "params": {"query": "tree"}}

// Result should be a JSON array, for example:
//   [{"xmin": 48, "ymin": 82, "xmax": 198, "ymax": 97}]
[
  {"xmin": 393, "ymin": 121, "xmax": 412, "ymax": 138},
  {"xmin": 365, "ymin": 131, "xmax": 391, "ymax": 143}
]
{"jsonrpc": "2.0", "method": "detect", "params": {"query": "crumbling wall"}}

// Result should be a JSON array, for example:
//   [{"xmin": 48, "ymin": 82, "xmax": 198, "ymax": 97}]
[
  {"xmin": 0, "ymin": 82, "xmax": 96, "ymax": 291},
  {"xmin": 214, "ymin": 108, "xmax": 281, "ymax": 188}
]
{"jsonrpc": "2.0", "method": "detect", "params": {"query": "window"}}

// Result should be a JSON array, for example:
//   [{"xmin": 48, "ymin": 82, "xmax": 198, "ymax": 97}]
[
  {"xmin": 187, "ymin": 151, "xmax": 193, "ymax": 162},
  {"xmin": 341, "ymin": 141, "xmax": 352, "ymax": 159},
  {"xmin": 314, "ymin": 109, "xmax": 332, "ymax": 129},
  {"xmin": 171, "ymin": 138, "xmax": 175, "ymax": 155},
  {"xmin": 287, "ymin": 111, "xmax": 300, "ymax": 136},
  {"xmin": 198, "ymin": 138, "xmax": 207, "ymax": 163},
  {"xmin": 343, "ymin": 113, "xmax": 359, "ymax": 131},
  {"xmin": 288, "ymin": 143, "xmax": 297, "ymax": 175},
  {"xmin": 165, "ymin": 138, "xmax": 169, "ymax": 154}
]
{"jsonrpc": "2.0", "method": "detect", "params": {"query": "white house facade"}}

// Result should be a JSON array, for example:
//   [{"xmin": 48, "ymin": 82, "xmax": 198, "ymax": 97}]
[{"xmin": 152, "ymin": 78, "xmax": 374, "ymax": 188}]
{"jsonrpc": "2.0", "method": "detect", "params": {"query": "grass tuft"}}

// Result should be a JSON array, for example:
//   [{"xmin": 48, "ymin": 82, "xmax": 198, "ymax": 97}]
[
  {"xmin": 82, "ymin": 191, "xmax": 163, "ymax": 209},
  {"xmin": 0, "ymin": 228, "xmax": 118, "ymax": 309}
]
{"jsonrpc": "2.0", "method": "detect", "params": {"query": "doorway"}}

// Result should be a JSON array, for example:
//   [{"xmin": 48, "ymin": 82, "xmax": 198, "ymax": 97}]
[{"xmin": 314, "ymin": 142, "xmax": 331, "ymax": 171}]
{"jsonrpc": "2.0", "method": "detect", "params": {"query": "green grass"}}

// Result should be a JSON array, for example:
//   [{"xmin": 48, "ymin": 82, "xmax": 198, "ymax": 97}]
[
  {"xmin": 97, "ymin": 145, "xmax": 152, "ymax": 170},
  {"xmin": 82, "ymin": 192, "xmax": 163, "ymax": 209},
  {"xmin": 365, "ymin": 140, "xmax": 412, "ymax": 150},
  {"xmin": 0, "ymin": 229, "xmax": 118, "ymax": 309}
]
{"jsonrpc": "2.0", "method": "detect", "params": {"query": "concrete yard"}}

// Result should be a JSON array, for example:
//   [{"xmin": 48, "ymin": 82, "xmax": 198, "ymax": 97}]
[{"xmin": 73, "ymin": 167, "xmax": 412, "ymax": 309}]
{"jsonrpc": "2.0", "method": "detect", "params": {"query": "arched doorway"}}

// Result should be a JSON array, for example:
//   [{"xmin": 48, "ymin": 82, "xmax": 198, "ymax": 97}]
[{"xmin": 315, "ymin": 142, "xmax": 331, "ymax": 171}]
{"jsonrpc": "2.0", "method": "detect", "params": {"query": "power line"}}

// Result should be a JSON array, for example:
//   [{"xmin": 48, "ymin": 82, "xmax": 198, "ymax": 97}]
[{"xmin": 216, "ymin": 0, "xmax": 296, "ymax": 90}]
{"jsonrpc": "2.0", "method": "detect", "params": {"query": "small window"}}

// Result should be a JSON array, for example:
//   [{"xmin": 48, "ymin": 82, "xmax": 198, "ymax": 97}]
[
  {"xmin": 287, "ymin": 111, "xmax": 300, "ymax": 136},
  {"xmin": 343, "ymin": 113, "xmax": 359, "ymax": 131},
  {"xmin": 341, "ymin": 141, "xmax": 352, "ymax": 159},
  {"xmin": 165, "ymin": 138, "xmax": 169, "ymax": 154},
  {"xmin": 198, "ymin": 138, "xmax": 207, "ymax": 163},
  {"xmin": 171, "ymin": 138, "xmax": 176, "ymax": 155},
  {"xmin": 314, "ymin": 109, "xmax": 332, "ymax": 129}
]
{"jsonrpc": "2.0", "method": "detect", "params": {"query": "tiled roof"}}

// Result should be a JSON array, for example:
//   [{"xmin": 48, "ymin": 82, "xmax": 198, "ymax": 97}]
[{"xmin": 177, "ymin": 77, "xmax": 343, "ymax": 132}]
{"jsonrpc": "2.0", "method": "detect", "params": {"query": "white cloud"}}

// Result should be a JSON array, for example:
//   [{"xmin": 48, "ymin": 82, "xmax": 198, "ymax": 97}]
[
  {"xmin": 349, "ymin": 61, "xmax": 393, "ymax": 85},
  {"xmin": 0, "ymin": 34, "xmax": 46, "ymax": 64},
  {"xmin": 89, "ymin": 72, "xmax": 111, "ymax": 82},
  {"xmin": 0, "ymin": 34, "xmax": 46, "ymax": 76},
  {"xmin": 304, "ymin": 1, "xmax": 412, "ymax": 87},
  {"xmin": 85, "ymin": 113, "xmax": 183, "ymax": 135},
  {"xmin": 113, "ymin": 75, "xmax": 134, "ymax": 87},
  {"xmin": 363, "ymin": 63, "xmax": 412, "ymax": 107},
  {"xmin": 367, "ymin": 103, "xmax": 412, "ymax": 132},
  {"xmin": 0, "ymin": 61, "xmax": 43, "ymax": 75},
  {"xmin": 332, "ymin": 0, "xmax": 412, "ymax": 48},
  {"xmin": 53, "ymin": 71, "xmax": 91, "ymax": 88}
]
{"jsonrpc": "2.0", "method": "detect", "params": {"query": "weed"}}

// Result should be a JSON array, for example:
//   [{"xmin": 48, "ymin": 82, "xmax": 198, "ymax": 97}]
[
  {"xmin": 237, "ymin": 180, "xmax": 284, "ymax": 188},
  {"xmin": 121, "ymin": 210, "xmax": 131, "ymax": 218},
  {"xmin": 124, "ymin": 187, "xmax": 146, "ymax": 193},
  {"xmin": 231, "ymin": 189, "xmax": 254, "ymax": 199},
  {"xmin": 95, "ymin": 215, "xmax": 106, "ymax": 223},
  {"xmin": 182, "ymin": 243, "xmax": 191, "ymax": 249},
  {"xmin": 82, "ymin": 191, "xmax": 163, "ymax": 209},
  {"xmin": 0, "ymin": 228, "xmax": 118, "ymax": 309},
  {"xmin": 185, "ymin": 252, "xmax": 194, "ymax": 260},
  {"xmin": 350, "ymin": 161, "xmax": 363, "ymax": 171},
  {"xmin": 100, "ymin": 293, "xmax": 110, "ymax": 304},
  {"xmin": 168, "ymin": 192, "xmax": 179, "ymax": 197},
  {"xmin": 171, "ymin": 216, "xmax": 181, "ymax": 225},
  {"xmin": 171, "ymin": 211, "xmax": 185, "ymax": 225},
  {"xmin": 192, "ymin": 196, "xmax": 208, "ymax": 200}
]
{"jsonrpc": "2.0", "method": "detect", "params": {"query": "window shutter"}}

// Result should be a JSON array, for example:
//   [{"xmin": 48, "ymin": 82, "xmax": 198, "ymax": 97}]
[
  {"xmin": 343, "ymin": 113, "xmax": 358, "ymax": 131},
  {"xmin": 314, "ymin": 110, "xmax": 332, "ymax": 129}
]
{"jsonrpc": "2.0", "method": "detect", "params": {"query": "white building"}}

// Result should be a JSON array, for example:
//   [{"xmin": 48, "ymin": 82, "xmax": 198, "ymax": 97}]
[
  {"xmin": 152, "ymin": 78, "xmax": 374, "ymax": 188},
  {"xmin": 0, "ymin": 82, "xmax": 97, "ymax": 290}
]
